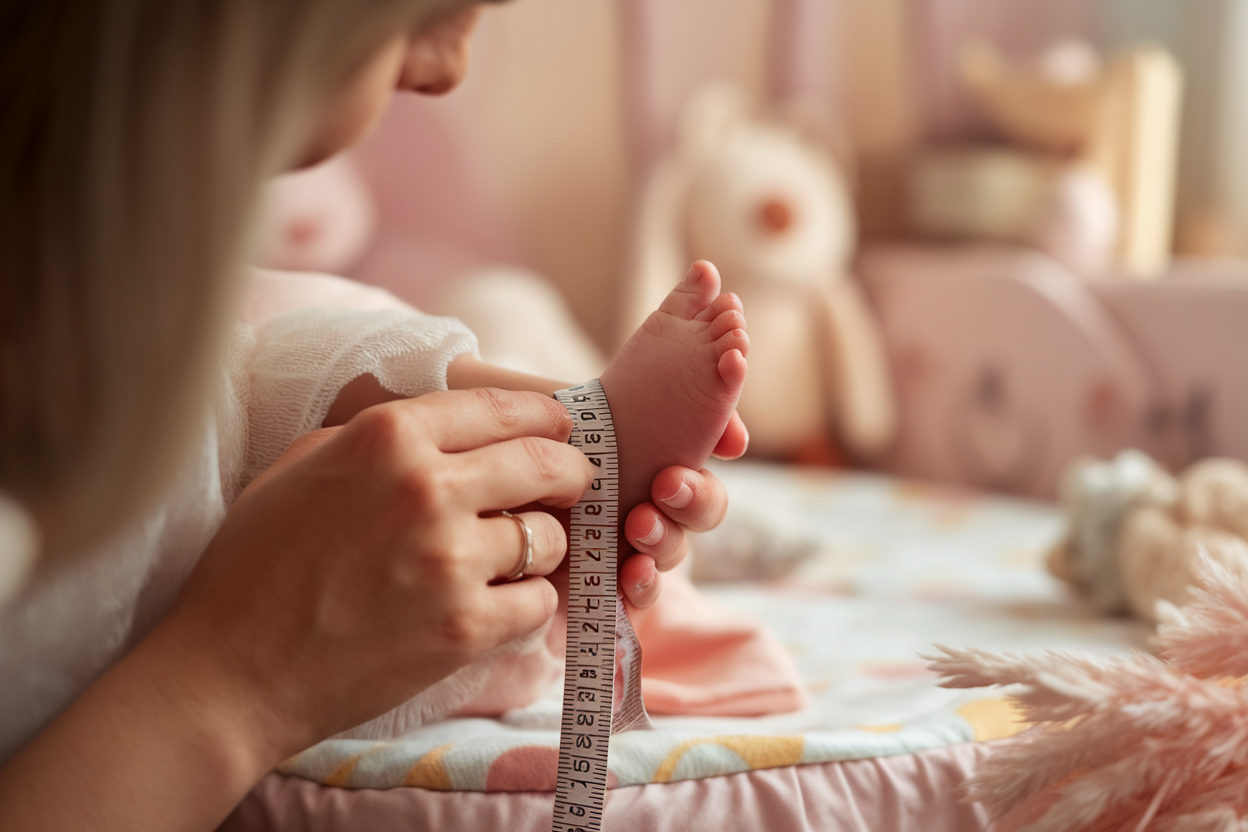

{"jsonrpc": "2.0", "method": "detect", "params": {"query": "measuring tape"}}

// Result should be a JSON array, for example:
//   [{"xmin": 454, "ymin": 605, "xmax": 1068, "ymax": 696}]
[{"xmin": 552, "ymin": 380, "xmax": 649, "ymax": 832}]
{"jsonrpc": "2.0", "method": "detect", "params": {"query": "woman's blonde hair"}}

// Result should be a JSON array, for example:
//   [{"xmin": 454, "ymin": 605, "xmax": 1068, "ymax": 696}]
[{"xmin": 0, "ymin": 0, "xmax": 469, "ymax": 555}]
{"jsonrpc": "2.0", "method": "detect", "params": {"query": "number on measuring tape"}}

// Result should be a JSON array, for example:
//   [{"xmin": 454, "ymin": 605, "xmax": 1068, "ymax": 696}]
[{"xmin": 552, "ymin": 381, "xmax": 618, "ymax": 832}]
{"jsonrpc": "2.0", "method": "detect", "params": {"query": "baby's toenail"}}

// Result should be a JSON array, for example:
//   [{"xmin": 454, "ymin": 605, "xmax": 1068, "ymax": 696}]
[
  {"xmin": 637, "ymin": 516, "xmax": 665, "ymax": 547},
  {"xmin": 635, "ymin": 574, "xmax": 656, "ymax": 592},
  {"xmin": 660, "ymin": 481, "xmax": 694, "ymax": 510}
]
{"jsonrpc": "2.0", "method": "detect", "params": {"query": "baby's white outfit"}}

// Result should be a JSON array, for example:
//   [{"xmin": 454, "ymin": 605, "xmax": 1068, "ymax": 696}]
[{"xmin": 0, "ymin": 272, "xmax": 478, "ymax": 764}]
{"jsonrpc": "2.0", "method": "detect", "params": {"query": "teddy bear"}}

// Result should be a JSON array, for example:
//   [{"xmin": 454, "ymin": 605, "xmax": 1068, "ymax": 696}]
[
  {"xmin": 620, "ymin": 84, "xmax": 896, "ymax": 463},
  {"xmin": 1048, "ymin": 449, "xmax": 1248, "ymax": 623}
]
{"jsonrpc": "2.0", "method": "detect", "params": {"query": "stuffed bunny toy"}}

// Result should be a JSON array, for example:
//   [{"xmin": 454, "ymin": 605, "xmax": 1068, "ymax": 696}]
[{"xmin": 622, "ymin": 84, "xmax": 896, "ymax": 461}]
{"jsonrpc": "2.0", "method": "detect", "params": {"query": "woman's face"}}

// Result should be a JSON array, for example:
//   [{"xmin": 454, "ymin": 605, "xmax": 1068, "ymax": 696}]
[{"xmin": 296, "ymin": 5, "xmax": 483, "ymax": 168}]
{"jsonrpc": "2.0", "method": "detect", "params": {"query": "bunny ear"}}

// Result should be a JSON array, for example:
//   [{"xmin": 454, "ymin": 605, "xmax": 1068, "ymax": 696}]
[
  {"xmin": 678, "ymin": 82, "xmax": 750, "ymax": 162},
  {"xmin": 615, "ymin": 155, "xmax": 693, "ymax": 350},
  {"xmin": 774, "ymin": 95, "xmax": 857, "ymax": 188}
]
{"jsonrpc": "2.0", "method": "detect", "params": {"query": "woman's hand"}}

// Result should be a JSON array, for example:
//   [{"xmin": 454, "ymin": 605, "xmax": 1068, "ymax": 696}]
[
  {"xmin": 0, "ymin": 388, "xmax": 592, "ymax": 832},
  {"xmin": 620, "ymin": 411, "xmax": 747, "ymax": 607},
  {"xmin": 356, "ymin": 358, "xmax": 751, "ymax": 611},
  {"xmin": 173, "ymin": 388, "xmax": 593, "ymax": 752}
]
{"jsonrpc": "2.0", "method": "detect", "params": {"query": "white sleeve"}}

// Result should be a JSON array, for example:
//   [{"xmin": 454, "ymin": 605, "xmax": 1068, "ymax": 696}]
[{"xmin": 244, "ymin": 307, "xmax": 479, "ymax": 482}]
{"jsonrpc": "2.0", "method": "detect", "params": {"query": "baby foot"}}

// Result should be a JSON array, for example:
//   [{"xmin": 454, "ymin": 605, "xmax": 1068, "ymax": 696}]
[{"xmin": 600, "ymin": 261, "xmax": 749, "ymax": 515}]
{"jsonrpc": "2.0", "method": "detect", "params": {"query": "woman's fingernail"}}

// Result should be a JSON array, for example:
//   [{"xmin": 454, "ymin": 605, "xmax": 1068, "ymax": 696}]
[
  {"xmin": 637, "ymin": 516, "xmax": 664, "ymax": 547},
  {"xmin": 659, "ymin": 481, "xmax": 694, "ymax": 510}
]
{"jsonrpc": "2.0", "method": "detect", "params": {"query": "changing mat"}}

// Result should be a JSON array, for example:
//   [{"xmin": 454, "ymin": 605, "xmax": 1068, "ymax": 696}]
[{"xmin": 226, "ymin": 462, "xmax": 1150, "ymax": 830}]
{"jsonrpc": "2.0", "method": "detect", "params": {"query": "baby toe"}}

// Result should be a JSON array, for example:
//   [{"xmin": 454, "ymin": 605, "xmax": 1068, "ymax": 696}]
[
  {"xmin": 695, "ymin": 291, "xmax": 744, "ymax": 323},
  {"xmin": 659, "ymin": 260, "xmax": 722, "ymax": 320},
  {"xmin": 708, "ymin": 308, "xmax": 747, "ymax": 340},
  {"xmin": 715, "ymin": 327, "xmax": 750, "ymax": 360},
  {"xmin": 717, "ymin": 348, "xmax": 748, "ymax": 389}
]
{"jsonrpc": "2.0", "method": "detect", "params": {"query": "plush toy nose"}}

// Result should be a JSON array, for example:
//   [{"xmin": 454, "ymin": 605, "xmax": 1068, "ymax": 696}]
[{"xmin": 757, "ymin": 197, "xmax": 795, "ymax": 235}]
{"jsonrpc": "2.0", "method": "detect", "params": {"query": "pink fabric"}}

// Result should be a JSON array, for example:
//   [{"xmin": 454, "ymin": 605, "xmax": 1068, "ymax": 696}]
[
  {"xmin": 219, "ymin": 743, "xmax": 993, "ymax": 832},
  {"xmin": 454, "ymin": 570, "xmax": 808, "ymax": 719},
  {"xmin": 631, "ymin": 571, "xmax": 808, "ymax": 715}
]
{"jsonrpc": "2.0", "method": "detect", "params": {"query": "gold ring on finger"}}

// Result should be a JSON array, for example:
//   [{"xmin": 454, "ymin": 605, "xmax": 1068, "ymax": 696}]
[{"xmin": 500, "ymin": 510, "xmax": 534, "ymax": 581}]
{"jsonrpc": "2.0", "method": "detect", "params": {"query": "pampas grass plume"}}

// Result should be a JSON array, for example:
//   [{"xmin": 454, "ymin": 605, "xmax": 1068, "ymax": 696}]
[{"xmin": 923, "ymin": 551, "xmax": 1248, "ymax": 831}]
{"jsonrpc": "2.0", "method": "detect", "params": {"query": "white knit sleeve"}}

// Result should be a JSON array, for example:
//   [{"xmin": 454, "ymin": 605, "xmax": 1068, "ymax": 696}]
[{"xmin": 245, "ymin": 307, "xmax": 479, "ymax": 481}]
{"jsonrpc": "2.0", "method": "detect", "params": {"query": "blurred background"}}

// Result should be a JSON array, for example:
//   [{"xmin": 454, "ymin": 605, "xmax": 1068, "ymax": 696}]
[{"xmin": 257, "ymin": 0, "xmax": 1248, "ymax": 501}]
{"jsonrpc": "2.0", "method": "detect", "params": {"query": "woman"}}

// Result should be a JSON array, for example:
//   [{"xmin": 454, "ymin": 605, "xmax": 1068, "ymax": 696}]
[{"xmin": 0, "ymin": 1, "xmax": 743, "ymax": 828}]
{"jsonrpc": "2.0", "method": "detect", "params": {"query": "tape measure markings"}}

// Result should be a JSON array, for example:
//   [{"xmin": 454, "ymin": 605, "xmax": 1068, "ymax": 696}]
[{"xmin": 553, "ymin": 381, "xmax": 620, "ymax": 832}]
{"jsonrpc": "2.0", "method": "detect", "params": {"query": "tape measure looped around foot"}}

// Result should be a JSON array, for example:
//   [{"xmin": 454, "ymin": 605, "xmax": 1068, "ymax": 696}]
[{"xmin": 553, "ymin": 380, "xmax": 648, "ymax": 832}]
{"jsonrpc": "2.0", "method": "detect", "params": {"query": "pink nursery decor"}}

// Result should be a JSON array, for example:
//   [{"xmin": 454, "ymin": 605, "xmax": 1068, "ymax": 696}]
[
  {"xmin": 862, "ymin": 247, "xmax": 1248, "ymax": 499},
  {"xmin": 860, "ymin": 244, "xmax": 1156, "ymax": 498}
]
